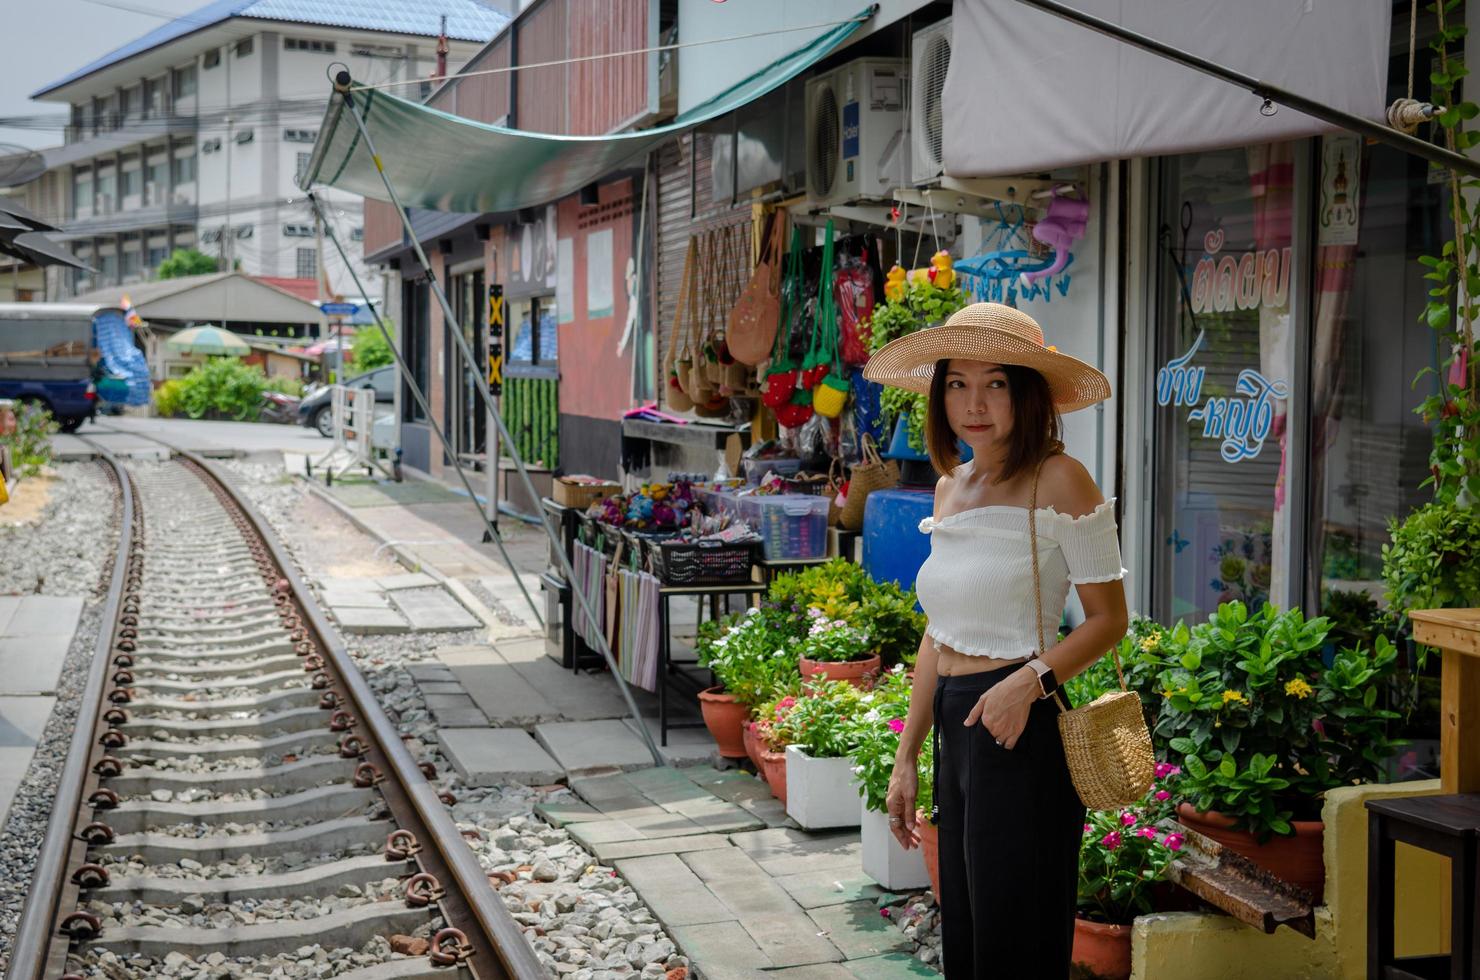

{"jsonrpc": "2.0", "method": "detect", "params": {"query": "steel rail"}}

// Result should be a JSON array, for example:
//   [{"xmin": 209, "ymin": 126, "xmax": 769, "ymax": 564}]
[
  {"xmin": 177, "ymin": 451, "xmax": 545, "ymax": 979},
  {"xmin": 7, "ymin": 441, "xmax": 134, "ymax": 980}
]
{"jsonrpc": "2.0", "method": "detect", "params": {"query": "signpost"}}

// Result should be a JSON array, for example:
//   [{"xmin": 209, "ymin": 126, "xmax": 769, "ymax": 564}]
[{"xmin": 320, "ymin": 302, "xmax": 360, "ymax": 316}]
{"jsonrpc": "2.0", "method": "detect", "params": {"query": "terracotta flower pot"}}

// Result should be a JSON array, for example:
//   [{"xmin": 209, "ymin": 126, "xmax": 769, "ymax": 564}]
[
  {"xmin": 1176, "ymin": 804, "xmax": 1326, "ymax": 902},
  {"xmin": 697, "ymin": 687, "xmax": 749, "ymax": 759},
  {"xmin": 758, "ymin": 747, "xmax": 788, "ymax": 806},
  {"xmin": 799, "ymin": 653, "xmax": 882, "ymax": 687},
  {"xmin": 1072, "ymin": 916, "xmax": 1133, "ymax": 980},
  {"xmin": 916, "ymin": 811, "xmax": 941, "ymax": 904},
  {"xmin": 742, "ymin": 719, "xmax": 764, "ymax": 771}
]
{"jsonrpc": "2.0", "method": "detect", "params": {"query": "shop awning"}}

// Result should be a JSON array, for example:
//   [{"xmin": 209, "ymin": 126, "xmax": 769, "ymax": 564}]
[
  {"xmin": 301, "ymin": 7, "xmax": 873, "ymax": 214},
  {"xmin": 944, "ymin": 0, "xmax": 1391, "ymax": 177}
]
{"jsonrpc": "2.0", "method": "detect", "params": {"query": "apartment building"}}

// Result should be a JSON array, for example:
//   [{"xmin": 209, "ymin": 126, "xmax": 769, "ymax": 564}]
[{"xmin": 27, "ymin": 0, "xmax": 511, "ymax": 300}]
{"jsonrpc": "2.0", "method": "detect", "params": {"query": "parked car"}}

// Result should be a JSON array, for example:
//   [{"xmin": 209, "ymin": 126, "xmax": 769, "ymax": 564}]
[
  {"xmin": 298, "ymin": 366, "xmax": 395, "ymax": 437},
  {"xmin": 0, "ymin": 303, "xmax": 116, "ymax": 432}
]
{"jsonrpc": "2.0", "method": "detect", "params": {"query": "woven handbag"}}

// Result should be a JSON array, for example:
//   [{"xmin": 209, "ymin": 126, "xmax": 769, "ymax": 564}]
[
  {"xmin": 728, "ymin": 211, "xmax": 785, "ymax": 365},
  {"xmin": 838, "ymin": 433, "xmax": 898, "ymax": 530},
  {"xmin": 1027, "ymin": 457, "xmax": 1154, "ymax": 811}
]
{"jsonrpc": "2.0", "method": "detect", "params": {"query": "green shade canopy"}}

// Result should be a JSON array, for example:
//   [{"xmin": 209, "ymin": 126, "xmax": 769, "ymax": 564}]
[
  {"xmin": 300, "ymin": 8, "xmax": 872, "ymax": 214},
  {"xmin": 166, "ymin": 325, "xmax": 252, "ymax": 356}
]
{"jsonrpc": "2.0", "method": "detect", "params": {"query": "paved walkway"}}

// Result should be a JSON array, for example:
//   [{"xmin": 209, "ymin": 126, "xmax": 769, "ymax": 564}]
[{"xmin": 0, "ymin": 595, "xmax": 85, "ymax": 824}]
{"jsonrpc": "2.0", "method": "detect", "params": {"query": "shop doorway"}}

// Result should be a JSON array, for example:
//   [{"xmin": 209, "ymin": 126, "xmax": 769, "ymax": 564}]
[{"xmin": 447, "ymin": 267, "xmax": 486, "ymax": 464}]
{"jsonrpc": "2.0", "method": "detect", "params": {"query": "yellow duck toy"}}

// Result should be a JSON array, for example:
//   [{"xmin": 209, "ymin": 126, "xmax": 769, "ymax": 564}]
[
  {"xmin": 884, "ymin": 264, "xmax": 907, "ymax": 304},
  {"xmin": 929, "ymin": 250, "xmax": 955, "ymax": 290}
]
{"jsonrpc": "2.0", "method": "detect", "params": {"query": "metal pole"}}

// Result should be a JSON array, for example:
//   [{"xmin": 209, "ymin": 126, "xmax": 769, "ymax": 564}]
[
  {"xmin": 1010, "ymin": 0, "xmax": 1480, "ymax": 181},
  {"xmin": 484, "ymin": 279, "xmax": 502, "ymax": 542},
  {"xmin": 330, "ymin": 74, "xmax": 665, "ymax": 767},
  {"xmin": 307, "ymin": 191, "xmax": 545, "ymax": 629}
]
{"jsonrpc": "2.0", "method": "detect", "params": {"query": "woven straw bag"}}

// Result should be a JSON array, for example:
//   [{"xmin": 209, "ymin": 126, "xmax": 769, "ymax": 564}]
[
  {"xmin": 1027, "ymin": 458, "xmax": 1154, "ymax": 811},
  {"xmin": 838, "ymin": 434, "xmax": 897, "ymax": 530}
]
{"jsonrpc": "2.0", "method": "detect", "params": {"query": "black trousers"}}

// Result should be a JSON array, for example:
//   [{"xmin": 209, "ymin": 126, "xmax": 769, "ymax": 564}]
[{"xmin": 932, "ymin": 671, "xmax": 1085, "ymax": 979}]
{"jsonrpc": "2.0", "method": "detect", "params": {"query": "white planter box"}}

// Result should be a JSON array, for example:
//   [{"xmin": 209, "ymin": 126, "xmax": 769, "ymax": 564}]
[
  {"xmin": 784, "ymin": 745, "xmax": 861, "ymax": 829},
  {"xmin": 859, "ymin": 801, "xmax": 929, "ymax": 890}
]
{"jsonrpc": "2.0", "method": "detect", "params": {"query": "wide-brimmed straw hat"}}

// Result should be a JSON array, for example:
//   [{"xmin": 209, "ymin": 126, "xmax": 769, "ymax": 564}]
[{"xmin": 863, "ymin": 302, "xmax": 1111, "ymax": 413}]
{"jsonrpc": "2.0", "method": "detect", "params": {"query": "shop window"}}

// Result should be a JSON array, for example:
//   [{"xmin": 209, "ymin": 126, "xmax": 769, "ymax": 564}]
[
  {"xmin": 1305, "ymin": 135, "xmax": 1448, "ymax": 614},
  {"xmin": 1151, "ymin": 143, "xmax": 1299, "ymax": 623},
  {"xmin": 507, "ymin": 296, "xmax": 559, "ymax": 365}
]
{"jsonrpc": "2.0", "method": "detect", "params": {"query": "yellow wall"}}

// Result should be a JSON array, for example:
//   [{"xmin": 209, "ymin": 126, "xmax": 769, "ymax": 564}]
[{"xmin": 1131, "ymin": 780, "xmax": 1447, "ymax": 979}]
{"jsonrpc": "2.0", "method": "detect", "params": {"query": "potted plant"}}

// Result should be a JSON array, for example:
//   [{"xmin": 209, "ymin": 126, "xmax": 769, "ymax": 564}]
[
  {"xmin": 1134, "ymin": 601, "xmax": 1402, "ymax": 901},
  {"xmin": 914, "ymin": 736, "xmax": 938, "ymax": 902},
  {"xmin": 751, "ymin": 688, "xmax": 799, "ymax": 805},
  {"xmin": 776, "ymin": 679, "xmax": 867, "ymax": 829},
  {"xmin": 797, "ymin": 608, "xmax": 879, "ymax": 685},
  {"xmin": 695, "ymin": 608, "xmax": 801, "ymax": 758},
  {"xmin": 846, "ymin": 665, "xmax": 930, "ymax": 889},
  {"xmin": 766, "ymin": 560, "xmax": 925, "ymax": 670},
  {"xmin": 1072, "ymin": 765, "xmax": 1183, "ymax": 980}
]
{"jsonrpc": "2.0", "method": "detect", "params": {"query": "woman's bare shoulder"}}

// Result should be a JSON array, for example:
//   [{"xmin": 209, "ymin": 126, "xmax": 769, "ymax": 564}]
[{"xmin": 1039, "ymin": 453, "xmax": 1104, "ymax": 518}]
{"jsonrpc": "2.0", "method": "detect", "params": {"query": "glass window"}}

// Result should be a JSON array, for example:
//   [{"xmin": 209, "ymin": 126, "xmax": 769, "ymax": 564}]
[
  {"xmin": 144, "ymin": 78, "xmax": 163, "ymax": 117},
  {"xmin": 508, "ymin": 296, "xmax": 559, "ymax": 364},
  {"xmin": 295, "ymin": 151, "xmax": 311, "ymax": 184},
  {"xmin": 234, "ymin": 38, "xmax": 253, "ymax": 58},
  {"xmin": 203, "ymin": 48, "xmax": 221, "ymax": 69},
  {"xmin": 403, "ymin": 280, "xmax": 430, "ymax": 422},
  {"xmin": 99, "ymin": 252, "xmax": 118, "ymax": 282},
  {"xmin": 122, "ymin": 249, "xmax": 142, "ymax": 278},
  {"xmin": 120, "ymin": 87, "xmax": 135, "ymax": 121},
  {"xmin": 72, "ymin": 171, "xmax": 92, "ymax": 218},
  {"xmin": 147, "ymin": 245, "xmax": 168, "ymax": 269},
  {"xmin": 146, "ymin": 159, "xmax": 167, "ymax": 203},
  {"xmin": 96, "ymin": 170, "xmax": 116, "ymax": 214},
  {"xmin": 172, "ymin": 151, "xmax": 196, "ymax": 185},
  {"xmin": 119, "ymin": 163, "xmax": 140, "ymax": 198},
  {"xmin": 173, "ymin": 65, "xmax": 196, "ymax": 98},
  {"xmin": 1151, "ymin": 143, "xmax": 1299, "ymax": 623},
  {"xmin": 296, "ymin": 247, "xmax": 316, "ymax": 279}
]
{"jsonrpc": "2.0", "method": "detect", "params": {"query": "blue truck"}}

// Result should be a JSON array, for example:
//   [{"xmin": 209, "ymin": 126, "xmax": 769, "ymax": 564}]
[{"xmin": 0, "ymin": 303, "xmax": 127, "ymax": 432}]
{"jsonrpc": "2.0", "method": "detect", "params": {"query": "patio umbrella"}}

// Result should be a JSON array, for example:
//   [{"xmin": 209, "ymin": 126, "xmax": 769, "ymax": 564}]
[
  {"xmin": 303, "ymin": 336, "xmax": 351, "ymax": 356},
  {"xmin": 166, "ymin": 325, "xmax": 252, "ymax": 356}
]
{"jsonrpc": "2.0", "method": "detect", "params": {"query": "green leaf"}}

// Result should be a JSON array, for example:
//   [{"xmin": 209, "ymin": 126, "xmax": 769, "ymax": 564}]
[
  {"xmin": 1218, "ymin": 755, "xmax": 1237, "ymax": 778},
  {"xmin": 1169, "ymin": 736, "xmax": 1197, "ymax": 755},
  {"xmin": 1429, "ymin": 304, "xmax": 1453, "ymax": 330}
]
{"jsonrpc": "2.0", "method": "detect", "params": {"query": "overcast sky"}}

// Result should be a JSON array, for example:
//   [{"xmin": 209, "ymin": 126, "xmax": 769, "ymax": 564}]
[{"xmin": 1, "ymin": 0, "xmax": 203, "ymax": 152}]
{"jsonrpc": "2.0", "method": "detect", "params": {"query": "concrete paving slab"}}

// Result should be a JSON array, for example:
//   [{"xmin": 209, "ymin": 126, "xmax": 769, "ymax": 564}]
[
  {"xmin": 436, "ymin": 728, "xmax": 561, "ymax": 786},
  {"xmin": 0, "ymin": 597, "xmax": 20, "ymax": 635},
  {"xmin": 736, "ymin": 794, "xmax": 798, "ymax": 829},
  {"xmin": 680, "ymin": 846, "xmax": 769, "ymax": 883},
  {"xmin": 533, "ymin": 799, "xmax": 604, "ymax": 827},
  {"xmin": 441, "ymin": 648, "xmax": 558, "ymax": 725},
  {"xmin": 49, "ymin": 433, "xmax": 97, "ymax": 461},
  {"xmin": 0, "ymin": 696, "xmax": 57, "ymax": 747},
  {"xmin": 807, "ymin": 901, "xmax": 911, "ymax": 960},
  {"xmin": 507, "ymin": 656, "xmax": 632, "ymax": 721},
  {"xmin": 389, "ymin": 589, "xmax": 480, "ymax": 632},
  {"xmin": 589, "ymin": 832, "xmax": 733, "ymax": 863},
  {"xmin": 669, "ymin": 921, "xmax": 772, "ymax": 976},
  {"xmin": 424, "ymin": 695, "xmax": 488, "ymax": 728},
  {"xmin": 4, "ymin": 596, "xmax": 83, "ymax": 636},
  {"xmin": 734, "ymin": 907, "xmax": 844, "ymax": 967},
  {"xmin": 568, "ymin": 819, "xmax": 646, "ymax": 847},
  {"xmin": 318, "ymin": 576, "xmax": 382, "ymax": 592},
  {"xmin": 0, "ymin": 634, "xmax": 72, "ymax": 694},
  {"xmin": 416, "ymin": 681, "xmax": 465, "ymax": 696},
  {"xmin": 842, "ymin": 952, "xmax": 939, "ymax": 978},
  {"xmin": 730, "ymin": 828, "xmax": 864, "ymax": 876},
  {"xmin": 493, "ymin": 636, "xmax": 547, "ymax": 664},
  {"xmin": 319, "ymin": 592, "xmax": 391, "ymax": 610},
  {"xmin": 610, "ymin": 853, "xmax": 734, "ymax": 928},
  {"xmin": 377, "ymin": 573, "xmax": 438, "ymax": 591},
  {"xmin": 773, "ymin": 869, "xmax": 887, "ymax": 910},
  {"xmin": 535, "ymin": 719, "xmax": 655, "ymax": 772},
  {"xmin": 765, "ymin": 966, "xmax": 858, "ymax": 979},
  {"xmin": 407, "ymin": 663, "xmax": 457, "ymax": 683},
  {"xmin": 332, "ymin": 607, "xmax": 409, "ymax": 634}
]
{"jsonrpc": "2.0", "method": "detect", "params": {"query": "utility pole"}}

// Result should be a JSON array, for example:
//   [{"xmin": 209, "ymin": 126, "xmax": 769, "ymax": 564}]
[
  {"xmin": 436, "ymin": 15, "xmax": 448, "ymax": 82},
  {"xmin": 223, "ymin": 112, "xmax": 233, "ymax": 271},
  {"xmin": 314, "ymin": 206, "xmax": 325, "ymax": 340}
]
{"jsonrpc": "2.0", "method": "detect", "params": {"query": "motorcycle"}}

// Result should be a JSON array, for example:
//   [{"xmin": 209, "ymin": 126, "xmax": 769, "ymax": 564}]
[{"xmin": 258, "ymin": 389, "xmax": 302, "ymax": 424}]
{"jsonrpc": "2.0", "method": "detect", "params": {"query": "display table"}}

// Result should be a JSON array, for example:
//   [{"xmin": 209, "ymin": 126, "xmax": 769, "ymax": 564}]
[{"xmin": 656, "ymin": 581, "xmax": 763, "ymax": 745}]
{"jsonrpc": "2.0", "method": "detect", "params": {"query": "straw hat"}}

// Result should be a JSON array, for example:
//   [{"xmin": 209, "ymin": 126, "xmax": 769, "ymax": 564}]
[{"xmin": 863, "ymin": 303, "xmax": 1110, "ymax": 413}]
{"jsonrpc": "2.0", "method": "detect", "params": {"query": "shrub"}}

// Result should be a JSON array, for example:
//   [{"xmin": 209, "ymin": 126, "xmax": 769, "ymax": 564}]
[
  {"xmin": 2, "ymin": 402, "xmax": 57, "ymax": 476},
  {"xmin": 174, "ymin": 358, "xmax": 268, "ymax": 420},
  {"xmin": 350, "ymin": 325, "xmax": 394, "ymax": 372},
  {"xmin": 152, "ymin": 379, "xmax": 184, "ymax": 417},
  {"xmin": 845, "ymin": 665, "xmax": 915, "ymax": 811},
  {"xmin": 156, "ymin": 247, "xmax": 218, "ymax": 279},
  {"xmin": 696, "ymin": 607, "xmax": 800, "ymax": 708},
  {"xmin": 1383, "ymin": 501, "xmax": 1480, "ymax": 655},
  {"xmin": 263, "ymin": 375, "xmax": 305, "ymax": 397},
  {"xmin": 771, "ymin": 679, "xmax": 866, "ymax": 758},
  {"xmin": 1077, "ymin": 765, "xmax": 1184, "ymax": 924},
  {"xmin": 766, "ymin": 559, "xmax": 925, "ymax": 667}
]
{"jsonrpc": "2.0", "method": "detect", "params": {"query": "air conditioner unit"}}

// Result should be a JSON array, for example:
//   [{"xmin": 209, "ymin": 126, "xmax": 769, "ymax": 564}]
[
  {"xmin": 805, "ymin": 58, "xmax": 908, "ymax": 207},
  {"xmin": 910, "ymin": 18, "xmax": 952, "ymax": 184}
]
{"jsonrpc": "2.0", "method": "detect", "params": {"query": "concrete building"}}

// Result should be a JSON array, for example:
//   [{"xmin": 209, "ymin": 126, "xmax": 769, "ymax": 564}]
[{"xmin": 25, "ymin": 0, "xmax": 511, "ymax": 306}]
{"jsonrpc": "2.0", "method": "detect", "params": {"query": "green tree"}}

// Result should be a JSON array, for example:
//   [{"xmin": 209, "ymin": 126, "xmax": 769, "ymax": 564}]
[
  {"xmin": 349, "ymin": 325, "xmax": 394, "ymax": 372},
  {"xmin": 156, "ymin": 248, "xmax": 220, "ymax": 279}
]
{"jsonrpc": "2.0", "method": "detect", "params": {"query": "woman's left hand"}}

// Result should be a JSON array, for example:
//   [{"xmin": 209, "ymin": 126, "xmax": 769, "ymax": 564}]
[{"xmin": 962, "ymin": 668, "xmax": 1039, "ymax": 749}]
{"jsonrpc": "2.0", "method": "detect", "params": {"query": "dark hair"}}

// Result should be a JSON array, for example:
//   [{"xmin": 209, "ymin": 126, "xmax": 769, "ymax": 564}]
[{"xmin": 925, "ymin": 358, "xmax": 1063, "ymax": 482}]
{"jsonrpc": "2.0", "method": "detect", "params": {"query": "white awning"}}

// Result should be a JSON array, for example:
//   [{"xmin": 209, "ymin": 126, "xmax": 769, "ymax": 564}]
[{"xmin": 944, "ymin": 0, "xmax": 1391, "ymax": 177}]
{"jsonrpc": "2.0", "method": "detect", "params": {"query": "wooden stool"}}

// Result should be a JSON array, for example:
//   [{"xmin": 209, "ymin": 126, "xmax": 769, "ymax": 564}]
[{"xmin": 1367, "ymin": 794, "xmax": 1480, "ymax": 979}]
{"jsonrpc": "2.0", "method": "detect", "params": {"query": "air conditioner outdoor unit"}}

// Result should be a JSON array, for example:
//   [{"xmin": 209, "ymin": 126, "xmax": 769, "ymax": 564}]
[
  {"xmin": 805, "ymin": 58, "xmax": 908, "ymax": 207},
  {"xmin": 910, "ymin": 18, "xmax": 952, "ymax": 184}
]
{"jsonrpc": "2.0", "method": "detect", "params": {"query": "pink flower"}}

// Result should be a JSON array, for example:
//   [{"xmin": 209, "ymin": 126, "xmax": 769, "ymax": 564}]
[
  {"xmin": 1083, "ymin": 823, "xmax": 1092, "ymax": 835},
  {"xmin": 1154, "ymin": 790, "xmax": 1171, "ymax": 802},
  {"xmin": 1119, "ymin": 812, "xmax": 1138, "ymax": 827},
  {"xmin": 1137, "ymin": 826, "xmax": 1159, "ymax": 840},
  {"xmin": 887, "ymin": 718, "xmax": 906, "ymax": 734},
  {"xmin": 1311, "ymin": 717, "xmax": 1326, "ymax": 736},
  {"xmin": 879, "ymin": 908, "xmax": 891, "ymax": 918},
  {"xmin": 1163, "ymin": 833, "xmax": 1184, "ymax": 852},
  {"xmin": 777, "ymin": 696, "xmax": 796, "ymax": 710},
  {"xmin": 1100, "ymin": 831, "xmax": 1122, "ymax": 851},
  {"xmin": 1154, "ymin": 762, "xmax": 1174, "ymax": 779}
]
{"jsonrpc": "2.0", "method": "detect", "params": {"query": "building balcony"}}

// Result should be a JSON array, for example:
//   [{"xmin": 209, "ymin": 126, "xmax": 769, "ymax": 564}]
[
  {"xmin": 49, "ymin": 115, "xmax": 198, "ymax": 169},
  {"xmin": 58, "ymin": 199, "xmax": 198, "ymax": 239}
]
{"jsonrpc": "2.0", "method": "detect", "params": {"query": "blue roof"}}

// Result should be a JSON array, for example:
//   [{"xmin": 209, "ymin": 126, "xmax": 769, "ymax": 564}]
[{"xmin": 33, "ymin": 0, "xmax": 510, "ymax": 97}]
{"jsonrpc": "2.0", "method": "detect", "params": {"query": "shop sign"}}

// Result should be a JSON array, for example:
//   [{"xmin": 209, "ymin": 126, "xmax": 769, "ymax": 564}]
[
  {"xmin": 1188, "ymin": 230, "xmax": 1290, "ymax": 315},
  {"xmin": 1157, "ymin": 331, "xmax": 1288, "ymax": 463}
]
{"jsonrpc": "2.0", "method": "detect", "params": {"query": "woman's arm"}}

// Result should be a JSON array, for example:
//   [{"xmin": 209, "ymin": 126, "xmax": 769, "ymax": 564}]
[{"xmin": 886, "ymin": 630, "xmax": 937, "ymax": 848}]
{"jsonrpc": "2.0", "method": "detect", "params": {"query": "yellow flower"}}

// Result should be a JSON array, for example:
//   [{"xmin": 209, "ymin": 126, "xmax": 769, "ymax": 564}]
[
  {"xmin": 1160, "ymin": 688, "xmax": 1173, "ymax": 699},
  {"xmin": 1221, "ymin": 689, "xmax": 1246, "ymax": 705},
  {"xmin": 1139, "ymin": 633, "xmax": 1161, "ymax": 653},
  {"xmin": 1284, "ymin": 677, "xmax": 1313, "ymax": 700}
]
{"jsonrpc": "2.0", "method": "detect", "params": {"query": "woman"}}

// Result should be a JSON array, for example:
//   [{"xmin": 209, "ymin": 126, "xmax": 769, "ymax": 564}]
[{"xmin": 863, "ymin": 302, "xmax": 1129, "ymax": 978}]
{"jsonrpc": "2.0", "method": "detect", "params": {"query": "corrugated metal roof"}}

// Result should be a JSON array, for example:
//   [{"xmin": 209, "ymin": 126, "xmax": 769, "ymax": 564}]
[{"xmin": 33, "ymin": 0, "xmax": 510, "ymax": 98}]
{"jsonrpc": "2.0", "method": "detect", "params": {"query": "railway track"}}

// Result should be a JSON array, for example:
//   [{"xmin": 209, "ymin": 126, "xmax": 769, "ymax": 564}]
[{"xmin": 8, "ymin": 444, "xmax": 545, "ymax": 980}]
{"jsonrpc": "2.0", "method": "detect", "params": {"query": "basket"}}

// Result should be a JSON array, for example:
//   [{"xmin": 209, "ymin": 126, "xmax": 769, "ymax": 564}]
[
  {"xmin": 737, "ymin": 494, "xmax": 830, "ymax": 560},
  {"xmin": 644, "ymin": 538, "xmax": 756, "ymax": 585}
]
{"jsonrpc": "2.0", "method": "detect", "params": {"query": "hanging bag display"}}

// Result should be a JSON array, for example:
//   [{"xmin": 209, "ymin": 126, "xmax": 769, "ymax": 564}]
[
  {"xmin": 670, "ymin": 238, "xmax": 701, "ymax": 404},
  {"xmin": 836, "ymin": 237, "xmax": 878, "ymax": 366},
  {"xmin": 812, "ymin": 222, "xmax": 850, "ymax": 419},
  {"xmin": 665, "ymin": 238, "xmax": 697, "ymax": 411},
  {"xmin": 838, "ymin": 432, "xmax": 898, "ymax": 530},
  {"xmin": 763, "ymin": 228, "xmax": 805, "ymax": 410},
  {"xmin": 1026, "ymin": 458, "xmax": 1155, "ymax": 810},
  {"xmin": 729, "ymin": 211, "xmax": 786, "ymax": 365}
]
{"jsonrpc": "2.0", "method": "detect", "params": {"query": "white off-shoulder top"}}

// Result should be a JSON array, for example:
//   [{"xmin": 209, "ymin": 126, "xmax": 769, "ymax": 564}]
[{"xmin": 915, "ymin": 498, "xmax": 1126, "ymax": 660}]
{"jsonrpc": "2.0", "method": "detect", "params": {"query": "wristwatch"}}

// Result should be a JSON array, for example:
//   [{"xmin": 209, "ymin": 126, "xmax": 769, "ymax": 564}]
[{"xmin": 1026, "ymin": 657, "xmax": 1058, "ymax": 700}]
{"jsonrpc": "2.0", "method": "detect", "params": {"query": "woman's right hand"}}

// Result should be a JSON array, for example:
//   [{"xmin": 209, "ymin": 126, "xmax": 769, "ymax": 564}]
[{"xmin": 885, "ymin": 762, "xmax": 920, "ymax": 850}]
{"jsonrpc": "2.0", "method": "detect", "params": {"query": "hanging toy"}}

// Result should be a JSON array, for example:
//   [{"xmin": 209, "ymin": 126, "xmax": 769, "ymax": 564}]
[
  {"xmin": 884, "ymin": 264, "xmax": 908, "ymax": 303},
  {"xmin": 929, "ymin": 250, "xmax": 955, "ymax": 290},
  {"xmin": 1021, "ymin": 192, "xmax": 1090, "ymax": 288}
]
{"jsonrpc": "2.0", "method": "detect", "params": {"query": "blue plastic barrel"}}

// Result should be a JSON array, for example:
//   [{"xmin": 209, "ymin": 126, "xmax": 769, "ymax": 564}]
[{"xmin": 861, "ymin": 487, "xmax": 936, "ymax": 593}]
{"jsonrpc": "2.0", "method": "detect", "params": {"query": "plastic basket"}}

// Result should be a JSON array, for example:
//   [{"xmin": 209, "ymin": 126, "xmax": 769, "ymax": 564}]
[
  {"xmin": 644, "ymin": 538, "xmax": 756, "ymax": 585},
  {"xmin": 737, "ymin": 494, "xmax": 830, "ymax": 560}
]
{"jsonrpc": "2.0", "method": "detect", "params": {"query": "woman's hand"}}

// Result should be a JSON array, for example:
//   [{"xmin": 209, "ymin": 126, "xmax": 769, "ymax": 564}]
[
  {"xmin": 885, "ymin": 761, "xmax": 920, "ymax": 850},
  {"xmin": 962, "ymin": 668, "xmax": 1039, "ymax": 749}
]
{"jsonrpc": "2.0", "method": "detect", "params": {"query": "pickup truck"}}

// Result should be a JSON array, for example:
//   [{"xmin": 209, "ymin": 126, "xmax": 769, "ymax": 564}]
[{"xmin": 0, "ymin": 303, "xmax": 118, "ymax": 432}]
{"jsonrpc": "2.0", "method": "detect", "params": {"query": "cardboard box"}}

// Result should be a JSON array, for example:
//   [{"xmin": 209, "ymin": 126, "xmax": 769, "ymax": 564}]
[{"xmin": 552, "ymin": 476, "xmax": 620, "ymax": 509}]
